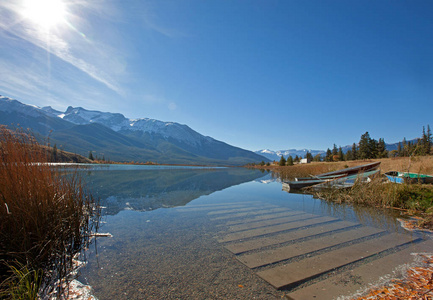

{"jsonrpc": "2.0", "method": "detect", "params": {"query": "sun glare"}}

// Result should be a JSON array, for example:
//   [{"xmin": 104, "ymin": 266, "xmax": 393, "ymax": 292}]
[{"xmin": 22, "ymin": 0, "xmax": 67, "ymax": 29}]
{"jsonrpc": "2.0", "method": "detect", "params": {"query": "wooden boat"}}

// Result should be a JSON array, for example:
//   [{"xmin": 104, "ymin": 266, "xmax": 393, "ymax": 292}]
[
  {"xmin": 385, "ymin": 171, "xmax": 433, "ymax": 184},
  {"xmin": 282, "ymin": 179, "xmax": 329, "ymax": 191},
  {"xmin": 295, "ymin": 161, "xmax": 381, "ymax": 182},
  {"xmin": 283, "ymin": 162, "xmax": 381, "ymax": 192},
  {"xmin": 311, "ymin": 169, "xmax": 380, "ymax": 190}
]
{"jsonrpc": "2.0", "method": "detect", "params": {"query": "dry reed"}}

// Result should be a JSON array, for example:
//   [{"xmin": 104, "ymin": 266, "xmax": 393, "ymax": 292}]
[{"xmin": 0, "ymin": 127, "xmax": 99, "ymax": 297}]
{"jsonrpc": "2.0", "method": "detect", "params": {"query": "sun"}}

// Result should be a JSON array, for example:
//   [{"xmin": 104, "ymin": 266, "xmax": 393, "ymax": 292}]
[{"xmin": 22, "ymin": 0, "xmax": 67, "ymax": 29}]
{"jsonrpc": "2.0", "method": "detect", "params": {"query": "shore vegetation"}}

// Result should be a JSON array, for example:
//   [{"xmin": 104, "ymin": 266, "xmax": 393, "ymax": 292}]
[
  {"xmin": 0, "ymin": 127, "xmax": 100, "ymax": 299},
  {"xmin": 252, "ymin": 156, "xmax": 433, "ymax": 229}
]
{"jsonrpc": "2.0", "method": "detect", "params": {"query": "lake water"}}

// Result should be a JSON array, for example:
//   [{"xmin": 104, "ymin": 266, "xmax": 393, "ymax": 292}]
[{"xmin": 76, "ymin": 165, "xmax": 432, "ymax": 299}]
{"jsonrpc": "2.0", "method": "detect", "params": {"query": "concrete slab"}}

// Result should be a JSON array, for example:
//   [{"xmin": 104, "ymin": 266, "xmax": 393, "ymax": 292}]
[
  {"xmin": 227, "ymin": 213, "xmax": 317, "ymax": 233},
  {"xmin": 224, "ymin": 221, "xmax": 359, "ymax": 254},
  {"xmin": 211, "ymin": 207, "xmax": 290, "ymax": 221},
  {"xmin": 176, "ymin": 205, "xmax": 249, "ymax": 212},
  {"xmin": 224, "ymin": 211, "xmax": 306, "ymax": 226},
  {"xmin": 256, "ymin": 233, "xmax": 417, "ymax": 290},
  {"xmin": 285, "ymin": 239, "xmax": 433, "ymax": 300},
  {"xmin": 218, "ymin": 216, "xmax": 336, "ymax": 243},
  {"xmin": 176, "ymin": 201, "xmax": 261, "ymax": 211},
  {"xmin": 238, "ymin": 226, "xmax": 384, "ymax": 268},
  {"xmin": 207, "ymin": 206, "xmax": 277, "ymax": 215}
]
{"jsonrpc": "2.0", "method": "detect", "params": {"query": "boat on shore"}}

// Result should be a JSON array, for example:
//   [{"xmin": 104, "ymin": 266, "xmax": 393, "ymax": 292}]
[
  {"xmin": 310, "ymin": 169, "xmax": 380, "ymax": 190},
  {"xmin": 384, "ymin": 171, "xmax": 433, "ymax": 184},
  {"xmin": 282, "ymin": 162, "xmax": 381, "ymax": 192},
  {"xmin": 295, "ymin": 161, "xmax": 381, "ymax": 181}
]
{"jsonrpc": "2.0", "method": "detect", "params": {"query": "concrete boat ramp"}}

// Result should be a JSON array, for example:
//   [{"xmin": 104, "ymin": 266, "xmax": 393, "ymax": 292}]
[{"xmin": 181, "ymin": 201, "xmax": 433, "ymax": 299}]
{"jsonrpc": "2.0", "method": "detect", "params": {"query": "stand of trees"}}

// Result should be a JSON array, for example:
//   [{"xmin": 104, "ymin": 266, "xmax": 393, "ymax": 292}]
[
  {"xmin": 324, "ymin": 125, "xmax": 431, "ymax": 162},
  {"xmin": 262, "ymin": 125, "xmax": 431, "ymax": 166}
]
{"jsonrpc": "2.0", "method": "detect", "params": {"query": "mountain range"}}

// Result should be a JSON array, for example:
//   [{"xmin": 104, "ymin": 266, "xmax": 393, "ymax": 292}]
[
  {"xmin": 257, "ymin": 141, "xmax": 418, "ymax": 161},
  {"xmin": 255, "ymin": 149, "xmax": 326, "ymax": 161},
  {"xmin": 0, "ymin": 96, "xmax": 268, "ymax": 165}
]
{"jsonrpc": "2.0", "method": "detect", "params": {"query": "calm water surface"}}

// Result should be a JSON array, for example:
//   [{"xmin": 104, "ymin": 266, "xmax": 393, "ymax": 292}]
[{"xmin": 76, "ymin": 165, "xmax": 426, "ymax": 299}]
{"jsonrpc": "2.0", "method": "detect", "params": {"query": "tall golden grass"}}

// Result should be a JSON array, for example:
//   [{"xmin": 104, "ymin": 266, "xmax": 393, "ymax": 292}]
[
  {"xmin": 311, "ymin": 176, "xmax": 433, "ymax": 212},
  {"xmin": 0, "ymin": 127, "xmax": 99, "ymax": 297},
  {"xmin": 260, "ymin": 156, "xmax": 433, "ymax": 181}
]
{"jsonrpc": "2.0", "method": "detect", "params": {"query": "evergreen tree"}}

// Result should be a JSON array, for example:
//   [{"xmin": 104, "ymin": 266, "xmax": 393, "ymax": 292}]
[
  {"xmin": 369, "ymin": 138, "xmax": 378, "ymax": 159},
  {"xmin": 279, "ymin": 155, "xmax": 286, "ymax": 166},
  {"xmin": 332, "ymin": 144, "xmax": 338, "ymax": 156},
  {"xmin": 421, "ymin": 126, "xmax": 428, "ymax": 155},
  {"xmin": 351, "ymin": 143, "xmax": 358, "ymax": 160},
  {"xmin": 325, "ymin": 148, "xmax": 332, "ymax": 162},
  {"xmin": 345, "ymin": 149, "xmax": 353, "ymax": 161},
  {"xmin": 294, "ymin": 155, "xmax": 299, "ymax": 163},
  {"xmin": 421, "ymin": 125, "xmax": 432, "ymax": 155},
  {"xmin": 88, "ymin": 151, "xmax": 94, "ymax": 160},
  {"xmin": 358, "ymin": 132, "xmax": 371, "ymax": 159},
  {"xmin": 305, "ymin": 152, "xmax": 313, "ymax": 161},
  {"xmin": 260, "ymin": 161, "xmax": 265, "ymax": 166},
  {"xmin": 397, "ymin": 142, "xmax": 403, "ymax": 157},
  {"xmin": 338, "ymin": 147, "xmax": 344, "ymax": 161},
  {"xmin": 286, "ymin": 156, "xmax": 294, "ymax": 166},
  {"xmin": 402, "ymin": 138, "xmax": 408, "ymax": 156},
  {"xmin": 313, "ymin": 154, "xmax": 322, "ymax": 162},
  {"xmin": 377, "ymin": 138, "xmax": 388, "ymax": 158}
]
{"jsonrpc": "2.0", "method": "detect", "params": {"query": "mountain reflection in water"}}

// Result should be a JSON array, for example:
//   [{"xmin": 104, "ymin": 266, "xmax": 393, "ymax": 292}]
[{"xmin": 80, "ymin": 166, "xmax": 266, "ymax": 215}]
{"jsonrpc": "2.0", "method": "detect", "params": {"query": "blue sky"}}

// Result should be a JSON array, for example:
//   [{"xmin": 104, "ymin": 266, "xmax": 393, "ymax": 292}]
[{"xmin": 1, "ymin": 0, "xmax": 432, "ymax": 151}]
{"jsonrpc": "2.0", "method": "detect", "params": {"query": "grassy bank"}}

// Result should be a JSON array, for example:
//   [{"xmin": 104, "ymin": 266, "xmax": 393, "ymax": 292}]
[
  {"xmin": 252, "ymin": 157, "xmax": 433, "ymax": 229},
  {"xmin": 254, "ymin": 156, "xmax": 433, "ymax": 180},
  {"xmin": 0, "ymin": 127, "xmax": 100, "ymax": 298}
]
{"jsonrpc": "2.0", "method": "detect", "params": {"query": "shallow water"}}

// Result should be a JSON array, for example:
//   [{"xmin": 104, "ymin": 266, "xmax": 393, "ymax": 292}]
[{"xmin": 76, "ymin": 166, "xmax": 429, "ymax": 299}]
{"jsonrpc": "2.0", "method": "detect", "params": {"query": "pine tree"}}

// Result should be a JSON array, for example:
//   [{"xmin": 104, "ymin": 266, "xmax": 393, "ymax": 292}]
[
  {"xmin": 402, "ymin": 138, "xmax": 408, "ymax": 156},
  {"xmin": 294, "ymin": 155, "xmax": 299, "ymax": 163},
  {"xmin": 305, "ymin": 152, "xmax": 313, "ymax": 161},
  {"xmin": 427, "ymin": 125, "xmax": 432, "ymax": 155},
  {"xmin": 325, "ymin": 148, "xmax": 332, "ymax": 162},
  {"xmin": 397, "ymin": 142, "xmax": 403, "ymax": 157},
  {"xmin": 421, "ymin": 126, "xmax": 428, "ymax": 155},
  {"xmin": 377, "ymin": 138, "xmax": 388, "ymax": 158},
  {"xmin": 89, "ymin": 151, "xmax": 94, "ymax": 160},
  {"xmin": 286, "ymin": 156, "xmax": 294, "ymax": 166},
  {"xmin": 279, "ymin": 155, "xmax": 286, "ymax": 166},
  {"xmin": 351, "ymin": 143, "xmax": 358, "ymax": 160},
  {"xmin": 332, "ymin": 144, "xmax": 338, "ymax": 156},
  {"xmin": 358, "ymin": 132, "xmax": 371, "ymax": 159},
  {"xmin": 369, "ymin": 138, "xmax": 378, "ymax": 159},
  {"xmin": 345, "ymin": 149, "xmax": 353, "ymax": 161},
  {"xmin": 338, "ymin": 147, "xmax": 344, "ymax": 161}
]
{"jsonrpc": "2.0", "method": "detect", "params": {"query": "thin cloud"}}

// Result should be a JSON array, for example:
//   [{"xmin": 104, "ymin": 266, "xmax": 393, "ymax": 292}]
[
  {"xmin": 168, "ymin": 102, "xmax": 177, "ymax": 111},
  {"xmin": 0, "ymin": 0, "xmax": 123, "ymax": 96}
]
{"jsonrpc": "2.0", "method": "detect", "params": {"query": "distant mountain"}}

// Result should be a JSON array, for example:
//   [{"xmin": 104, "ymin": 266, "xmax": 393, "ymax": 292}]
[
  {"xmin": 255, "ymin": 149, "xmax": 326, "ymax": 161},
  {"xmin": 256, "ymin": 140, "xmax": 415, "ymax": 161},
  {"xmin": 0, "ymin": 95, "xmax": 269, "ymax": 165}
]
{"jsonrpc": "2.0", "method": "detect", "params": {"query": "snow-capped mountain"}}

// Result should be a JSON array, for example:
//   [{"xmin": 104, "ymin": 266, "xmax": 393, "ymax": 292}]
[
  {"xmin": 0, "ymin": 95, "xmax": 269, "ymax": 165},
  {"xmin": 41, "ymin": 105, "xmax": 211, "ymax": 146},
  {"xmin": 255, "ymin": 149, "xmax": 326, "ymax": 161}
]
